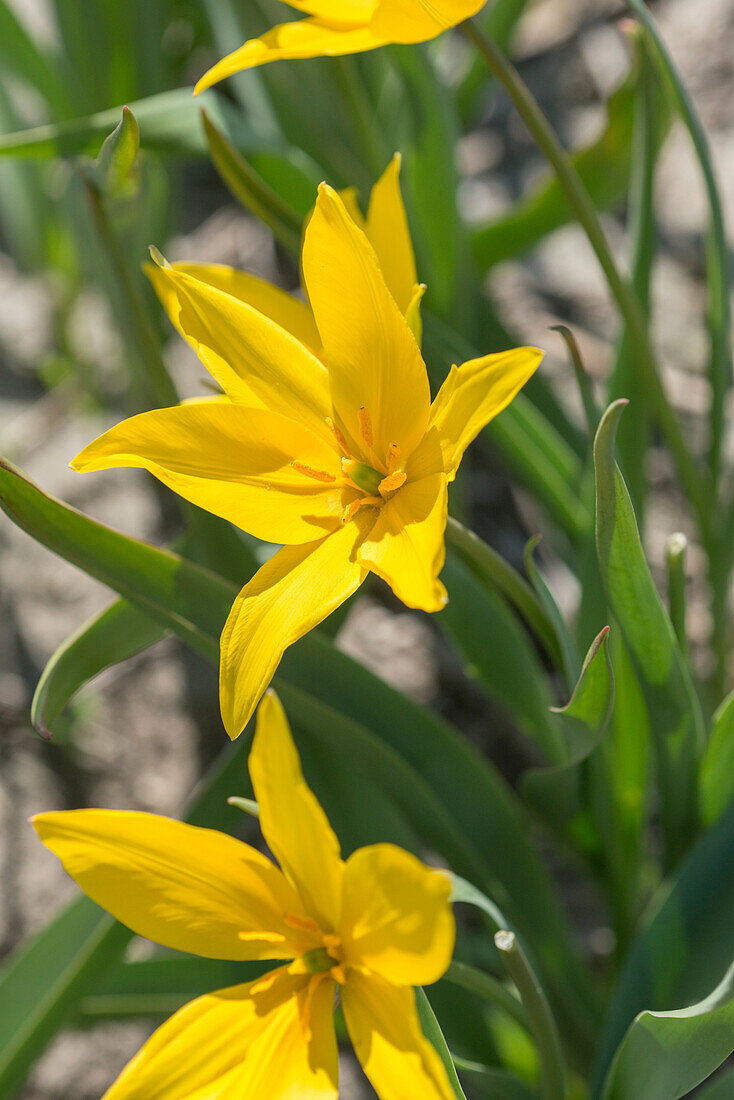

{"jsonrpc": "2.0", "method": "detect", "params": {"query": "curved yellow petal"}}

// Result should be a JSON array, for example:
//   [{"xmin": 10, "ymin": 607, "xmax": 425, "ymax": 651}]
[
  {"xmin": 366, "ymin": 154, "xmax": 417, "ymax": 318},
  {"xmin": 408, "ymin": 347, "xmax": 543, "ymax": 482},
  {"xmin": 32, "ymin": 811, "xmax": 313, "ymax": 961},
  {"xmin": 303, "ymin": 184, "xmax": 430, "ymax": 464},
  {"xmin": 220, "ymin": 520, "xmax": 368, "ymax": 738},
  {"xmin": 103, "ymin": 970, "xmax": 338, "ymax": 1100},
  {"xmin": 342, "ymin": 971, "xmax": 456, "ymax": 1100},
  {"xmin": 340, "ymin": 843, "xmax": 454, "ymax": 985},
  {"xmin": 370, "ymin": 0, "xmax": 486, "ymax": 42},
  {"xmin": 358, "ymin": 473, "xmax": 448, "ymax": 612},
  {"xmin": 250, "ymin": 691, "xmax": 344, "ymax": 930},
  {"xmin": 285, "ymin": 0, "xmax": 377, "ymax": 26},
  {"xmin": 71, "ymin": 402, "xmax": 348, "ymax": 546},
  {"xmin": 146, "ymin": 259, "xmax": 333, "ymax": 447},
  {"xmin": 150, "ymin": 262, "xmax": 321, "ymax": 353},
  {"xmin": 194, "ymin": 20, "xmax": 386, "ymax": 91}
]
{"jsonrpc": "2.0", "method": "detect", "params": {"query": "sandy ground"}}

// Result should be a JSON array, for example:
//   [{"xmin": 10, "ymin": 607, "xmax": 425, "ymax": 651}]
[{"xmin": 1, "ymin": 0, "xmax": 733, "ymax": 1095}]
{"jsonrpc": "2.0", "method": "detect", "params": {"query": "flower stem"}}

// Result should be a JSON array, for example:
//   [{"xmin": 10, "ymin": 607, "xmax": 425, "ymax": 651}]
[
  {"xmin": 460, "ymin": 18, "xmax": 711, "ymax": 539},
  {"xmin": 444, "ymin": 959, "xmax": 529, "ymax": 1031},
  {"xmin": 494, "ymin": 930, "xmax": 567, "ymax": 1100}
]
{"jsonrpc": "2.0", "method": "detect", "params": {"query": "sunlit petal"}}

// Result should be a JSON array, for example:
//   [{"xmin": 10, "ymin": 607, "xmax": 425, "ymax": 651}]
[
  {"xmin": 341, "ymin": 843, "xmax": 454, "ymax": 985},
  {"xmin": 71, "ymin": 402, "xmax": 351, "ymax": 544},
  {"xmin": 366, "ymin": 154, "xmax": 418, "ymax": 318},
  {"xmin": 103, "ymin": 970, "xmax": 338, "ymax": 1100},
  {"xmin": 342, "ymin": 970, "xmax": 456, "ymax": 1100},
  {"xmin": 220, "ymin": 520, "xmax": 369, "ymax": 738},
  {"xmin": 358, "ymin": 474, "xmax": 448, "ymax": 612},
  {"xmin": 303, "ymin": 184, "xmax": 430, "ymax": 463},
  {"xmin": 408, "ymin": 347, "xmax": 543, "ymax": 481},
  {"xmin": 32, "ymin": 812, "xmax": 311, "ymax": 961},
  {"xmin": 251, "ymin": 691, "xmax": 344, "ymax": 929},
  {"xmin": 371, "ymin": 0, "xmax": 486, "ymax": 42}
]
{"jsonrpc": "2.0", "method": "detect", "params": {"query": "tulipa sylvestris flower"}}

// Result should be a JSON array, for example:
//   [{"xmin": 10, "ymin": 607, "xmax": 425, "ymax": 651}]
[
  {"xmin": 71, "ymin": 172, "xmax": 541, "ymax": 739},
  {"xmin": 32, "ymin": 690, "xmax": 457, "ymax": 1100},
  {"xmin": 194, "ymin": 0, "xmax": 487, "ymax": 90}
]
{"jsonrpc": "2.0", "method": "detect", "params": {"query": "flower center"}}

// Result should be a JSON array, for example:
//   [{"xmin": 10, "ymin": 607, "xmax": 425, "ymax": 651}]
[
  {"xmin": 341, "ymin": 459, "xmax": 383, "ymax": 495},
  {"xmin": 301, "ymin": 946, "xmax": 338, "ymax": 974}
]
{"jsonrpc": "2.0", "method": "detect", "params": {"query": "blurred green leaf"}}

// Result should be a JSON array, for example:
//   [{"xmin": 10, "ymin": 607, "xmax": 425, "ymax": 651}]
[
  {"xmin": 594, "ymin": 401, "xmax": 703, "ymax": 866},
  {"xmin": 524, "ymin": 535, "xmax": 581, "ymax": 688},
  {"xmin": 695, "ymin": 1074, "xmax": 734, "ymax": 1099},
  {"xmin": 416, "ymin": 987, "xmax": 469, "ymax": 1100},
  {"xmin": 700, "ymin": 690, "xmax": 734, "ymax": 825},
  {"xmin": 0, "ymin": 1, "xmax": 69, "ymax": 110},
  {"xmin": 599, "ymin": 961, "xmax": 734, "ymax": 1100},
  {"xmin": 31, "ymin": 598, "xmax": 168, "ymax": 739},
  {"xmin": 472, "ymin": 38, "xmax": 673, "ymax": 270},
  {"xmin": 594, "ymin": 803, "xmax": 734, "ymax": 1090}
]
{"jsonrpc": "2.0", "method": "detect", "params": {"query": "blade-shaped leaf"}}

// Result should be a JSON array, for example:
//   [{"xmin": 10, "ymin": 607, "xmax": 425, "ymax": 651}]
[
  {"xmin": 594, "ymin": 401, "xmax": 703, "ymax": 866},
  {"xmin": 599, "ymin": 962, "xmax": 734, "ymax": 1100},
  {"xmin": 416, "ymin": 987, "xmax": 469, "ymax": 1100},
  {"xmin": 700, "ymin": 689, "xmax": 734, "ymax": 825}
]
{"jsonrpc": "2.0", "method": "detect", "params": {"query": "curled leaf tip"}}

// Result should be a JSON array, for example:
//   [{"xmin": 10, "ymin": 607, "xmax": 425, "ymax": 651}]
[{"xmin": 148, "ymin": 245, "xmax": 171, "ymax": 270}]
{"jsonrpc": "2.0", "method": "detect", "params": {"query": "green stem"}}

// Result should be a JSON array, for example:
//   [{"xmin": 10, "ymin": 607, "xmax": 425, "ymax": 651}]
[
  {"xmin": 494, "ymin": 931, "xmax": 567, "ymax": 1100},
  {"xmin": 444, "ymin": 959, "xmax": 529, "ymax": 1031},
  {"xmin": 550, "ymin": 325, "xmax": 599, "ymax": 437},
  {"xmin": 83, "ymin": 174, "xmax": 178, "ymax": 410},
  {"xmin": 459, "ymin": 18, "xmax": 711, "ymax": 539},
  {"xmin": 666, "ymin": 532, "xmax": 688, "ymax": 658},
  {"xmin": 446, "ymin": 515, "xmax": 562, "ymax": 666}
]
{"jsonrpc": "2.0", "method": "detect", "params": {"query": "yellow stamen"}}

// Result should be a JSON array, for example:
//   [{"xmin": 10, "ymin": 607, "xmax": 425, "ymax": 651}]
[
  {"xmin": 358, "ymin": 406, "xmax": 374, "ymax": 448},
  {"xmin": 342, "ymin": 495, "xmax": 381, "ymax": 524},
  {"xmin": 285, "ymin": 913, "xmax": 321, "ymax": 933},
  {"xmin": 291, "ymin": 461, "xmax": 336, "ymax": 484},
  {"xmin": 378, "ymin": 470, "xmax": 407, "ymax": 497},
  {"xmin": 386, "ymin": 442, "xmax": 402, "ymax": 472},
  {"xmin": 326, "ymin": 416, "xmax": 351, "ymax": 457},
  {"xmin": 250, "ymin": 970, "xmax": 281, "ymax": 995}
]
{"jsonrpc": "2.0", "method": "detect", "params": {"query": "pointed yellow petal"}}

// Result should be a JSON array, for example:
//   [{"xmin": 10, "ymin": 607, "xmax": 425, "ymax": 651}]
[
  {"xmin": 71, "ymin": 402, "xmax": 348, "ymax": 545},
  {"xmin": 358, "ymin": 473, "xmax": 448, "ymax": 612},
  {"xmin": 370, "ymin": 0, "xmax": 486, "ymax": 42},
  {"xmin": 303, "ymin": 184, "xmax": 430, "ymax": 464},
  {"xmin": 250, "ymin": 691, "xmax": 344, "ymax": 929},
  {"xmin": 102, "ymin": 970, "xmax": 338, "ymax": 1100},
  {"xmin": 32, "ymin": 811, "xmax": 312, "ymax": 961},
  {"xmin": 220, "ymin": 521, "xmax": 368, "ymax": 738},
  {"xmin": 146, "ymin": 261, "xmax": 333, "ymax": 446},
  {"xmin": 286, "ymin": 0, "xmax": 377, "ymax": 24},
  {"xmin": 341, "ymin": 843, "xmax": 454, "ymax": 985},
  {"xmin": 194, "ymin": 19, "xmax": 385, "ymax": 91},
  {"xmin": 149, "ymin": 262, "xmax": 321, "ymax": 353},
  {"xmin": 338, "ymin": 186, "xmax": 366, "ymax": 230},
  {"xmin": 408, "ymin": 347, "xmax": 543, "ymax": 482},
  {"xmin": 342, "ymin": 971, "xmax": 456, "ymax": 1100},
  {"xmin": 366, "ymin": 154, "xmax": 417, "ymax": 318},
  {"xmin": 404, "ymin": 282, "xmax": 425, "ymax": 345}
]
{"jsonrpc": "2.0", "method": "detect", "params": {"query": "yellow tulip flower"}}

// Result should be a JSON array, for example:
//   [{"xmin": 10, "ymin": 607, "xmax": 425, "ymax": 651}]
[
  {"xmin": 194, "ymin": 0, "xmax": 487, "ymax": 91},
  {"xmin": 33, "ymin": 690, "xmax": 457, "ymax": 1100},
  {"xmin": 71, "ymin": 176, "xmax": 541, "ymax": 738}
]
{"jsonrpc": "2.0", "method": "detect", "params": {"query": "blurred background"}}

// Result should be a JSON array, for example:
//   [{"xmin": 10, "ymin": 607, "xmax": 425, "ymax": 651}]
[{"xmin": 0, "ymin": 0, "xmax": 731, "ymax": 1095}]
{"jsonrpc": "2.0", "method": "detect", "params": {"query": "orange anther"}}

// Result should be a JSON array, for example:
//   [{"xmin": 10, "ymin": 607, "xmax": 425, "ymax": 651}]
[
  {"xmin": 358, "ymin": 407, "xmax": 374, "ymax": 448},
  {"xmin": 326, "ymin": 416, "xmax": 351, "ymax": 457},
  {"xmin": 285, "ymin": 913, "xmax": 321, "ymax": 933},
  {"xmin": 342, "ymin": 495, "xmax": 381, "ymax": 524},
  {"xmin": 386, "ymin": 442, "xmax": 402, "ymax": 472},
  {"xmin": 378, "ymin": 471, "xmax": 407, "ymax": 497},
  {"xmin": 291, "ymin": 461, "xmax": 336, "ymax": 483}
]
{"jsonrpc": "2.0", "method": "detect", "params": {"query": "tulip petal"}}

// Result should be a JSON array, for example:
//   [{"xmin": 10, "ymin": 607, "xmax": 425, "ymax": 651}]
[
  {"xmin": 71, "ymin": 401, "xmax": 350, "ymax": 545},
  {"xmin": 408, "ymin": 347, "xmax": 543, "ymax": 482},
  {"xmin": 303, "ymin": 184, "xmax": 430, "ymax": 464},
  {"xmin": 194, "ymin": 20, "xmax": 386, "ymax": 92},
  {"xmin": 358, "ymin": 474, "xmax": 448, "ymax": 612},
  {"xmin": 220, "ymin": 519, "xmax": 368, "ymax": 738},
  {"xmin": 342, "ymin": 971, "xmax": 456, "ymax": 1100},
  {"xmin": 32, "ymin": 811, "xmax": 314, "ymax": 961},
  {"xmin": 283, "ymin": 0, "xmax": 377, "ymax": 26},
  {"xmin": 371, "ymin": 0, "xmax": 486, "ymax": 42},
  {"xmin": 146, "ymin": 261, "xmax": 334, "ymax": 447},
  {"xmin": 341, "ymin": 844, "xmax": 454, "ymax": 985},
  {"xmin": 149, "ymin": 262, "xmax": 321, "ymax": 353},
  {"xmin": 366, "ymin": 154, "xmax": 418, "ymax": 319},
  {"xmin": 103, "ymin": 970, "xmax": 338, "ymax": 1100},
  {"xmin": 250, "ymin": 691, "xmax": 344, "ymax": 929}
]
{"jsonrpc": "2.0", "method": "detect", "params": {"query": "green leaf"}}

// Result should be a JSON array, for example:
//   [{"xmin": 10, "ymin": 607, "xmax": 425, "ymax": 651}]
[
  {"xmin": 472, "ymin": 38, "xmax": 673, "ymax": 269},
  {"xmin": 450, "ymin": 1059, "xmax": 539, "ymax": 1100},
  {"xmin": 416, "ymin": 987, "xmax": 469, "ymax": 1100},
  {"xmin": 599, "ymin": 962, "xmax": 734, "ymax": 1100},
  {"xmin": 700, "ymin": 690, "xmax": 734, "ymax": 824},
  {"xmin": 31, "ymin": 598, "xmax": 167, "ymax": 739},
  {"xmin": 695, "ymin": 1073, "xmax": 734, "ymax": 1099},
  {"xmin": 524, "ymin": 536, "xmax": 581, "ymax": 689},
  {"xmin": 0, "ymin": 88, "xmax": 269, "ymax": 160},
  {"xmin": 594, "ymin": 401, "xmax": 704, "ymax": 866},
  {"xmin": 521, "ymin": 626, "xmax": 613, "ymax": 843},
  {"xmin": 594, "ymin": 803, "xmax": 734, "ymax": 1090},
  {"xmin": 0, "ymin": 1, "xmax": 69, "ymax": 110},
  {"xmin": 92, "ymin": 105, "xmax": 140, "ymax": 200}
]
